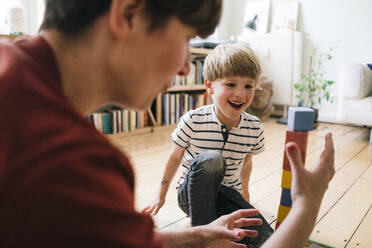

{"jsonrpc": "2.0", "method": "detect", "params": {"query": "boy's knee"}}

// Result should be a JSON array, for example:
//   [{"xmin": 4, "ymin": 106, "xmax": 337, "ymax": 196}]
[{"xmin": 195, "ymin": 151, "xmax": 224, "ymax": 174}]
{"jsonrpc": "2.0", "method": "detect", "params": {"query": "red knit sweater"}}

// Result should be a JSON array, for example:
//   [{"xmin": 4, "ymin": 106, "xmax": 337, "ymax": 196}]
[{"xmin": 0, "ymin": 36, "xmax": 163, "ymax": 248}]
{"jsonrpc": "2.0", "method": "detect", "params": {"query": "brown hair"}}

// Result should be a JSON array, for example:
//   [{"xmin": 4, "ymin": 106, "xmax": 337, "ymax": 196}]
[
  {"xmin": 203, "ymin": 43, "xmax": 262, "ymax": 86},
  {"xmin": 40, "ymin": 0, "xmax": 222, "ymax": 38}
]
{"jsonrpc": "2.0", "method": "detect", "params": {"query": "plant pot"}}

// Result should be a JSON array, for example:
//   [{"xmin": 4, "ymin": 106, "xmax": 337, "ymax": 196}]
[{"xmin": 311, "ymin": 107, "xmax": 319, "ymax": 129}]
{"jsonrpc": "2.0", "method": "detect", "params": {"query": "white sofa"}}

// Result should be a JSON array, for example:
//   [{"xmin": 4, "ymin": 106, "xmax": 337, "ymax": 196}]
[{"xmin": 337, "ymin": 62, "xmax": 372, "ymax": 143}]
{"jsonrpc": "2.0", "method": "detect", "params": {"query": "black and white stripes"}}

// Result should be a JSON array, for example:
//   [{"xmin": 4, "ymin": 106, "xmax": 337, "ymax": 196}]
[{"xmin": 172, "ymin": 105, "xmax": 265, "ymax": 192}]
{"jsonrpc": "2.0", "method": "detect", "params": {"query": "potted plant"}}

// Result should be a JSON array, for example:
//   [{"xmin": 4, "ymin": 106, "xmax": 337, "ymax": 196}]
[{"xmin": 294, "ymin": 48, "xmax": 335, "ymax": 123}]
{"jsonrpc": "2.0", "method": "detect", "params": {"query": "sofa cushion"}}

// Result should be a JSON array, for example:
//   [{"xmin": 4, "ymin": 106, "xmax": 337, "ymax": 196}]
[
  {"xmin": 339, "ymin": 63, "xmax": 372, "ymax": 100},
  {"xmin": 338, "ymin": 95, "xmax": 372, "ymax": 126}
]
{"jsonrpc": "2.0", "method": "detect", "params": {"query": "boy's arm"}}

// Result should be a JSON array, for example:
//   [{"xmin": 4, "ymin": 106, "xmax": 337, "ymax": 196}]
[
  {"xmin": 142, "ymin": 144, "xmax": 185, "ymax": 215},
  {"xmin": 240, "ymin": 154, "xmax": 253, "ymax": 202}
]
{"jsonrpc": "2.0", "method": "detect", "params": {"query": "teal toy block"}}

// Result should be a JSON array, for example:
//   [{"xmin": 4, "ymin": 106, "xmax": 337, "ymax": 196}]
[{"xmin": 287, "ymin": 107, "xmax": 315, "ymax": 131}]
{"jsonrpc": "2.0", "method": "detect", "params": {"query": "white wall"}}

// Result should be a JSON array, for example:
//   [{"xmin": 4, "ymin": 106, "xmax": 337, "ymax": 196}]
[
  {"xmin": 295, "ymin": 0, "xmax": 372, "ymax": 122},
  {"xmin": 230, "ymin": 0, "xmax": 371, "ymax": 122},
  {"xmin": 21, "ymin": 0, "xmax": 39, "ymax": 34},
  {"xmin": 218, "ymin": 0, "xmax": 247, "ymax": 40}
]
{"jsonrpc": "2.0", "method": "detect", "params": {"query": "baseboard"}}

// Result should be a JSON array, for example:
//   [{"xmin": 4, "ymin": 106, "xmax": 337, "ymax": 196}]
[{"xmin": 318, "ymin": 113, "xmax": 339, "ymax": 123}]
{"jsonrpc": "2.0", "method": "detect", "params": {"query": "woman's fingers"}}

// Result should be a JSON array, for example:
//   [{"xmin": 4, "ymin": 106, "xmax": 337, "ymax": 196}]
[
  {"xmin": 316, "ymin": 133, "xmax": 335, "ymax": 181},
  {"xmin": 286, "ymin": 142, "xmax": 304, "ymax": 179},
  {"xmin": 234, "ymin": 218, "xmax": 262, "ymax": 228},
  {"xmin": 239, "ymin": 229, "xmax": 259, "ymax": 238},
  {"xmin": 228, "ymin": 209, "xmax": 260, "ymax": 221}
]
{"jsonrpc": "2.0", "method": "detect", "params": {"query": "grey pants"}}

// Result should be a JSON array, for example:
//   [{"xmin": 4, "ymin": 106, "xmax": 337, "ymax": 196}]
[{"xmin": 177, "ymin": 151, "xmax": 273, "ymax": 247}]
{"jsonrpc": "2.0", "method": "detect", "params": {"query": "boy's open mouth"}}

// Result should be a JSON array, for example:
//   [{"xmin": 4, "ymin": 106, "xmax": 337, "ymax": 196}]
[{"xmin": 228, "ymin": 100, "xmax": 244, "ymax": 109}]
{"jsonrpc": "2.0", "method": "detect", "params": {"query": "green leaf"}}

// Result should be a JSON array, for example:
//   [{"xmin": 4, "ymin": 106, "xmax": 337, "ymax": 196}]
[{"xmin": 325, "ymin": 92, "xmax": 330, "ymax": 100}]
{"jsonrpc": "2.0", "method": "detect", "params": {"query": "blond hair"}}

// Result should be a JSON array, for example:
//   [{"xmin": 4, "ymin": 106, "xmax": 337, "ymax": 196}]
[{"xmin": 203, "ymin": 43, "xmax": 261, "ymax": 86}]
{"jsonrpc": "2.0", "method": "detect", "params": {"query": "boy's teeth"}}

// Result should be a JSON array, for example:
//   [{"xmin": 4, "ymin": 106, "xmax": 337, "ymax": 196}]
[{"xmin": 228, "ymin": 100, "xmax": 244, "ymax": 108}]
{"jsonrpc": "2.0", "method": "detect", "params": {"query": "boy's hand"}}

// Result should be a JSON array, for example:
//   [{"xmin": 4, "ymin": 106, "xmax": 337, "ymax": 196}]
[{"xmin": 142, "ymin": 197, "xmax": 165, "ymax": 216}]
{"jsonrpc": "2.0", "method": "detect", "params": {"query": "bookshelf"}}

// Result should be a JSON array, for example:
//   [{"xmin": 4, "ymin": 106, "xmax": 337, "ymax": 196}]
[
  {"xmin": 88, "ymin": 47, "xmax": 213, "ymax": 136},
  {"xmin": 154, "ymin": 47, "xmax": 213, "ymax": 126},
  {"xmin": 166, "ymin": 84, "xmax": 205, "ymax": 92},
  {"xmin": 190, "ymin": 47, "xmax": 212, "ymax": 55}
]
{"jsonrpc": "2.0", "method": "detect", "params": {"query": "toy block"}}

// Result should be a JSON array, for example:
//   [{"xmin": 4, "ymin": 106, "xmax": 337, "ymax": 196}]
[
  {"xmin": 276, "ymin": 205, "xmax": 291, "ymax": 223},
  {"xmin": 281, "ymin": 170, "xmax": 292, "ymax": 189},
  {"xmin": 282, "ymin": 157, "xmax": 291, "ymax": 171},
  {"xmin": 277, "ymin": 129, "xmax": 309, "ymax": 230},
  {"xmin": 288, "ymin": 107, "xmax": 315, "ymax": 131},
  {"xmin": 280, "ymin": 188, "xmax": 292, "ymax": 207},
  {"xmin": 282, "ymin": 130, "xmax": 309, "ymax": 170},
  {"xmin": 275, "ymin": 205, "xmax": 291, "ymax": 228}
]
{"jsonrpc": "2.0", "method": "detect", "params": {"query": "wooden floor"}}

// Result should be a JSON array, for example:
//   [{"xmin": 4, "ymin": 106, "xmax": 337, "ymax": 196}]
[{"xmin": 109, "ymin": 118, "xmax": 372, "ymax": 248}]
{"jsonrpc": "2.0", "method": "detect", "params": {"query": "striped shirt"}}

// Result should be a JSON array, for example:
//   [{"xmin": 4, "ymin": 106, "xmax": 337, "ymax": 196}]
[{"xmin": 172, "ymin": 104, "xmax": 265, "ymax": 192}]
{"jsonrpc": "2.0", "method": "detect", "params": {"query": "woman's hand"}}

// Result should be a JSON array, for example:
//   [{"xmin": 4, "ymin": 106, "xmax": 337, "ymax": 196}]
[
  {"xmin": 286, "ymin": 132, "xmax": 335, "ymax": 211},
  {"xmin": 196, "ymin": 209, "xmax": 263, "ymax": 248}
]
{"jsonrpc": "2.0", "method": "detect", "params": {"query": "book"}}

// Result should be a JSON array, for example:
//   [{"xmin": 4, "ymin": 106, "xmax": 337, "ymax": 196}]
[
  {"xmin": 123, "ymin": 109, "xmax": 129, "ymax": 132},
  {"xmin": 101, "ymin": 112, "xmax": 112, "ymax": 134},
  {"xmin": 170, "ymin": 94, "xmax": 175, "ymax": 124},
  {"xmin": 176, "ymin": 93, "xmax": 180, "ymax": 123}
]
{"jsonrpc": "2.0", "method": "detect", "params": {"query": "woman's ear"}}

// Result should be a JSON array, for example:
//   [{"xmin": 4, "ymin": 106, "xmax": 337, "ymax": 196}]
[
  {"xmin": 204, "ymin": 79, "xmax": 214, "ymax": 94},
  {"xmin": 108, "ymin": 0, "xmax": 143, "ymax": 40}
]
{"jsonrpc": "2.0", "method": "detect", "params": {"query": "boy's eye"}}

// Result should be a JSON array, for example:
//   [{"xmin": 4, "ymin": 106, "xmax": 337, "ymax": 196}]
[
  {"xmin": 245, "ymin": 85, "xmax": 253, "ymax": 89},
  {"xmin": 226, "ymin": 83, "xmax": 235, "ymax": 87}
]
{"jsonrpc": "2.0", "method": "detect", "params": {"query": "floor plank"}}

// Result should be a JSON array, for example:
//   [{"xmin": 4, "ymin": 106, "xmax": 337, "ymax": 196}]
[
  {"xmin": 109, "ymin": 118, "xmax": 372, "ymax": 245},
  {"xmin": 345, "ymin": 204, "xmax": 372, "ymax": 248},
  {"xmin": 310, "ymin": 163, "xmax": 372, "ymax": 247}
]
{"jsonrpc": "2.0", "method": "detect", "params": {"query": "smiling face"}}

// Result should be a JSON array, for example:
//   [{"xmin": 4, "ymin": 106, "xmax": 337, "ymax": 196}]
[{"xmin": 206, "ymin": 77, "xmax": 256, "ymax": 127}]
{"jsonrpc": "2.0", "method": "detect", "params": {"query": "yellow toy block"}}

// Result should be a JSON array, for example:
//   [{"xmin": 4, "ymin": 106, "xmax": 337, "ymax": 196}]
[
  {"xmin": 281, "ymin": 170, "xmax": 292, "ymax": 189},
  {"xmin": 277, "ymin": 205, "xmax": 291, "ymax": 223}
]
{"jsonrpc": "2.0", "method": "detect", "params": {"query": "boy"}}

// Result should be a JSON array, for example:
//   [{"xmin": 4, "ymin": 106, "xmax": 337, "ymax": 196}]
[{"xmin": 144, "ymin": 43, "xmax": 274, "ymax": 247}]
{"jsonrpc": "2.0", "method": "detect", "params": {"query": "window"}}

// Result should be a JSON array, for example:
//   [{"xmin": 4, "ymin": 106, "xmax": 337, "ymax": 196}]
[
  {"xmin": 0, "ymin": 0, "xmax": 45, "ymax": 35},
  {"xmin": 0, "ymin": 0, "xmax": 23, "ymax": 34},
  {"xmin": 36, "ymin": 0, "xmax": 45, "ymax": 29}
]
